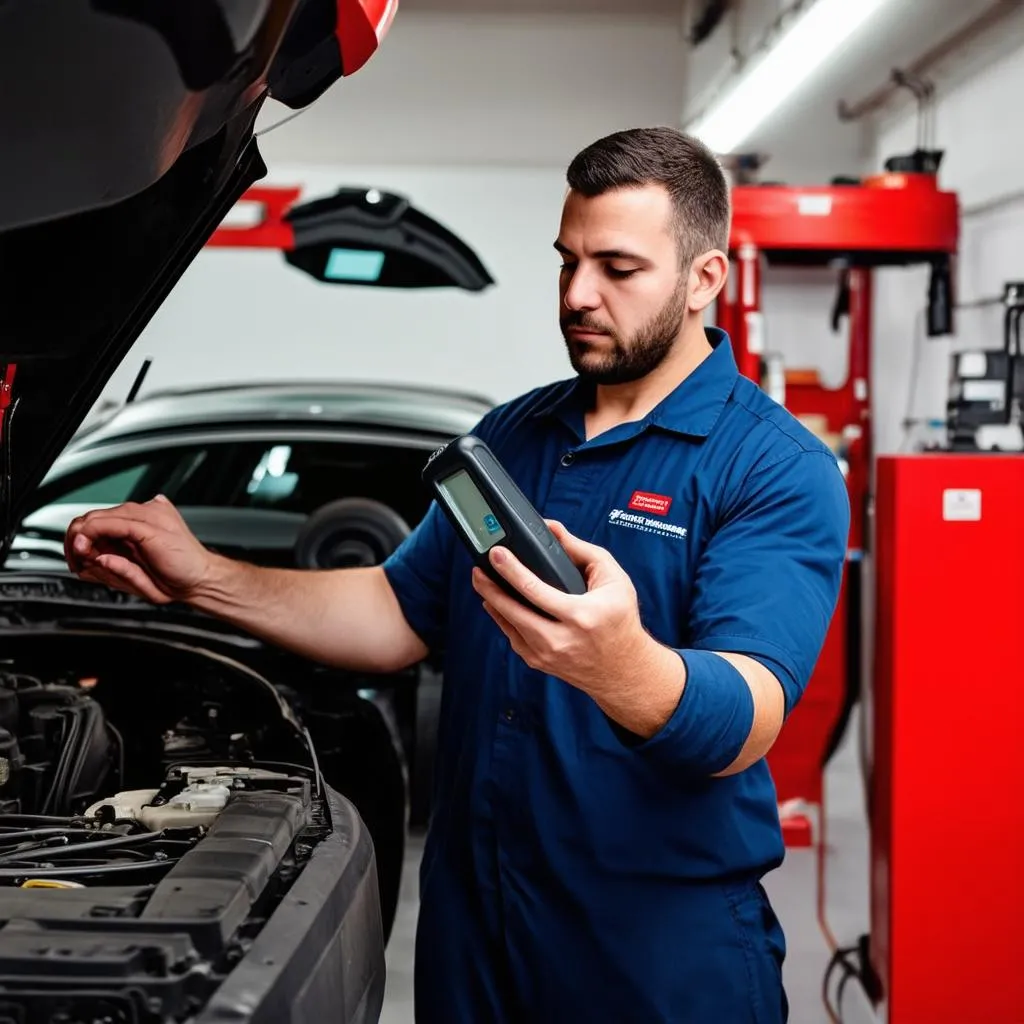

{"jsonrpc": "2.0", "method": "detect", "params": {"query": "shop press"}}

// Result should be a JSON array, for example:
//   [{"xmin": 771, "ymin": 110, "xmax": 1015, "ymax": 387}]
[{"xmin": 718, "ymin": 157, "xmax": 1023, "ymax": 1024}]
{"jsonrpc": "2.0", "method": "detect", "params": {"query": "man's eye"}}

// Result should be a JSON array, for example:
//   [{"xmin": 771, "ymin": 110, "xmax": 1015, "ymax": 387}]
[
  {"xmin": 608, "ymin": 267, "xmax": 639, "ymax": 279},
  {"xmin": 559, "ymin": 262, "xmax": 576, "ymax": 273}
]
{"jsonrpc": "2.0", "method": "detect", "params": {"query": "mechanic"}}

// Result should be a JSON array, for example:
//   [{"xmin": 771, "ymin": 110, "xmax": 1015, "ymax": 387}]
[{"xmin": 65, "ymin": 127, "xmax": 849, "ymax": 1024}]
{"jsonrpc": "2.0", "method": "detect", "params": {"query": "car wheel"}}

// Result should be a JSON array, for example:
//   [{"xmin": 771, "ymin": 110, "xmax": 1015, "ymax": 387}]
[{"xmin": 294, "ymin": 497, "xmax": 410, "ymax": 570}]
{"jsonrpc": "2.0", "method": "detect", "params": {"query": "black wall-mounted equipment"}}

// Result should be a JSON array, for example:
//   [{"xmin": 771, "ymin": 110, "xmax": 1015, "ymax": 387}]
[{"xmin": 285, "ymin": 188, "xmax": 495, "ymax": 292}]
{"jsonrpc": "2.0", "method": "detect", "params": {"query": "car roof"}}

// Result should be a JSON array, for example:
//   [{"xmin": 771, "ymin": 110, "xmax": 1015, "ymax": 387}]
[{"xmin": 73, "ymin": 381, "xmax": 494, "ymax": 448}]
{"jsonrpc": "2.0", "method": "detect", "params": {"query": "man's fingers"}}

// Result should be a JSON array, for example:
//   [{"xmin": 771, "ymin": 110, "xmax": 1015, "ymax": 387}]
[
  {"xmin": 65, "ymin": 531, "xmax": 90, "ymax": 572},
  {"xmin": 486, "ymin": 547, "xmax": 577, "ymax": 619},
  {"xmin": 545, "ymin": 520, "xmax": 607, "ymax": 567},
  {"xmin": 71, "ymin": 513, "xmax": 158, "ymax": 543},
  {"xmin": 482, "ymin": 602, "xmax": 540, "ymax": 670},
  {"xmin": 68, "ymin": 516, "xmax": 162, "ymax": 576},
  {"xmin": 472, "ymin": 566, "xmax": 554, "ymax": 642},
  {"xmin": 481, "ymin": 600, "xmax": 526, "ymax": 650},
  {"xmin": 76, "ymin": 563, "xmax": 148, "ymax": 600},
  {"xmin": 91, "ymin": 553, "xmax": 171, "ymax": 604},
  {"xmin": 472, "ymin": 567, "xmax": 535, "ymax": 620}
]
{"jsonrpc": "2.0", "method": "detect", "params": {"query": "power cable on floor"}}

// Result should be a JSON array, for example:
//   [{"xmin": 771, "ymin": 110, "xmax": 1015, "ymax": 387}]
[
  {"xmin": 822, "ymin": 933, "xmax": 881, "ymax": 1022},
  {"xmin": 822, "ymin": 942, "xmax": 861, "ymax": 1022}
]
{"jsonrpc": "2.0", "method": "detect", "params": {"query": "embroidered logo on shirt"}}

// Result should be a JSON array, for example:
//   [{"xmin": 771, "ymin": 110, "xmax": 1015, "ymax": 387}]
[
  {"xmin": 608, "ymin": 507, "xmax": 687, "ymax": 540},
  {"xmin": 628, "ymin": 490, "xmax": 672, "ymax": 516}
]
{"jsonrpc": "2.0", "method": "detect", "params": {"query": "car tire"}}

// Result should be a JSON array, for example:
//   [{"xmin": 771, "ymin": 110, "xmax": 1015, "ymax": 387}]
[{"xmin": 294, "ymin": 497, "xmax": 410, "ymax": 570}]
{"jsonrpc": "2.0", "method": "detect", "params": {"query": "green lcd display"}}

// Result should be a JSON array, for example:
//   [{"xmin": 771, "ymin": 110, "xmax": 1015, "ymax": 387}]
[{"xmin": 436, "ymin": 469, "xmax": 506, "ymax": 554}]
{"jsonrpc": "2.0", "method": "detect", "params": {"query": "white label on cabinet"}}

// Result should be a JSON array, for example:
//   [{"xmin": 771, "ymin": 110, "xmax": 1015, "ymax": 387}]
[
  {"xmin": 797, "ymin": 194, "xmax": 832, "ymax": 216},
  {"xmin": 943, "ymin": 488, "xmax": 982, "ymax": 521}
]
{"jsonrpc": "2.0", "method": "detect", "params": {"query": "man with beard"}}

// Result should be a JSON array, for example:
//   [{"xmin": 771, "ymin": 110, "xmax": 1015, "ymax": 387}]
[{"xmin": 64, "ymin": 127, "xmax": 849, "ymax": 1023}]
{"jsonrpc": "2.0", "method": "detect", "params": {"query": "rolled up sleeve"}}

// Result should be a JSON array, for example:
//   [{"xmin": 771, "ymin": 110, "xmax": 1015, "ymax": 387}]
[
  {"xmin": 382, "ymin": 500, "xmax": 457, "ymax": 654},
  {"xmin": 637, "ymin": 448, "xmax": 850, "ymax": 775}
]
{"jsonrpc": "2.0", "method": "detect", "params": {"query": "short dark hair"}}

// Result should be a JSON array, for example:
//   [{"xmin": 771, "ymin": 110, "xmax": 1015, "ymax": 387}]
[{"xmin": 565, "ymin": 127, "xmax": 731, "ymax": 268}]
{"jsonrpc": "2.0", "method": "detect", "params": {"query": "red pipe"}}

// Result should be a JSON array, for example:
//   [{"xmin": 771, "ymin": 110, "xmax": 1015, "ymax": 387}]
[{"xmin": 734, "ymin": 243, "xmax": 763, "ymax": 383}]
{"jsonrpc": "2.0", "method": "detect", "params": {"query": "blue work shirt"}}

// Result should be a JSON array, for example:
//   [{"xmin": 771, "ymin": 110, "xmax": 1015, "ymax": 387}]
[{"xmin": 383, "ymin": 328, "xmax": 849, "ymax": 1023}]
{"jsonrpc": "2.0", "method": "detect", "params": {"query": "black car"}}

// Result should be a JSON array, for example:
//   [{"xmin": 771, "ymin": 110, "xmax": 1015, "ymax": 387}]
[
  {"xmin": 9, "ymin": 380, "xmax": 492, "ymax": 578},
  {"xmin": 0, "ymin": 4, "xmax": 492, "ymax": 1022},
  {"xmin": 8, "ymin": 379, "xmax": 492, "ymax": 835}
]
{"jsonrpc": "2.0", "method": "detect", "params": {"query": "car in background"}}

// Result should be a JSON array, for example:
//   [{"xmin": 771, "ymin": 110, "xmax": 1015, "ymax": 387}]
[
  {"xmin": 8, "ymin": 380, "xmax": 492, "ymax": 834},
  {"xmin": 10, "ymin": 379, "xmax": 490, "ymax": 572}
]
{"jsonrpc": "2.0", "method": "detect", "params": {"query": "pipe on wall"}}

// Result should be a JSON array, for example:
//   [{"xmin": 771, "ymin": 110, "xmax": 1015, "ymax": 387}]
[{"xmin": 836, "ymin": 0, "xmax": 1019, "ymax": 121}]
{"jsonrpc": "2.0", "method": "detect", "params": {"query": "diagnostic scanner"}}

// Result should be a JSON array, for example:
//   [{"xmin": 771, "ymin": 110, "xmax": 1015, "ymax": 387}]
[{"xmin": 422, "ymin": 435, "xmax": 587, "ymax": 606}]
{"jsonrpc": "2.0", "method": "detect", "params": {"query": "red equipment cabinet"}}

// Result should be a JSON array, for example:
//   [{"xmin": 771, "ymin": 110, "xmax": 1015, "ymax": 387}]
[
  {"xmin": 870, "ymin": 453, "xmax": 1024, "ymax": 1023},
  {"xmin": 718, "ymin": 173, "xmax": 959, "ymax": 826}
]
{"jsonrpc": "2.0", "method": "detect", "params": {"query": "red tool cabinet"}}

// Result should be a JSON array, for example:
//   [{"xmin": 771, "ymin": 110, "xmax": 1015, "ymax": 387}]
[{"xmin": 870, "ymin": 453, "xmax": 1024, "ymax": 1022}]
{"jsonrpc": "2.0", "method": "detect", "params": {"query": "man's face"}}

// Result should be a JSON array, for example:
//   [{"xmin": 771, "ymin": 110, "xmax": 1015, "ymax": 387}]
[{"xmin": 555, "ymin": 185, "xmax": 688, "ymax": 385}]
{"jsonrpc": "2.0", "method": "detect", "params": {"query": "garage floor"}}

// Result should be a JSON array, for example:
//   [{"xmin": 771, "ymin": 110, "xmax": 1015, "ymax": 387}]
[{"xmin": 379, "ymin": 714, "xmax": 871, "ymax": 1024}]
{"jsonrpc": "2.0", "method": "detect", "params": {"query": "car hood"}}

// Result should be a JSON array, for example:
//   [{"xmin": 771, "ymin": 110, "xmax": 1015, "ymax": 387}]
[{"xmin": 0, "ymin": 0, "xmax": 396, "ymax": 559}]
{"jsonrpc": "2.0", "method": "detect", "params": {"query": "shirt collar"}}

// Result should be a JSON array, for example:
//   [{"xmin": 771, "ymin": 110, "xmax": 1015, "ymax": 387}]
[{"xmin": 530, "ymin": 327, "xmax": 739, "ymax": 440}]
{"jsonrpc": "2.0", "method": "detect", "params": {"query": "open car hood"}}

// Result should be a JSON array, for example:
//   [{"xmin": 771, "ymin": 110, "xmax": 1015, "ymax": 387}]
[{"xmin": 0, "ymin": 0, "xmax": 397, "ymax": 559}]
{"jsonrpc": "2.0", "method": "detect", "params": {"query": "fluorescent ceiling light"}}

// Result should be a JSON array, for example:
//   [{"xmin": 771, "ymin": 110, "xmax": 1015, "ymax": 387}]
[{"xmin": 686, "ymin": 0, "xmax": 893, "ymax": 154}]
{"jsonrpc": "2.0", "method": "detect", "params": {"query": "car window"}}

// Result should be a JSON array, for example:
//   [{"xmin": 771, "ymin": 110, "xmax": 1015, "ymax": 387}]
[
  {"xmin": 24, "ymin": 447, "xmax": 213, "ymax": 522},
  {"xmin": 244, "ymin": 445, "xmax": 301, "ymax": 506},
  {"xmin": 52, "ymin": 463, "xmax": 152, "ymax": 505},
  {"xmin": 23, "ymin": 439, "xmax": 432, "ymax": 536},
  {"xmin": 219, "ymin": 442, "xmax": 404, "ymax": 514},
  {"xmin": 171, "ymin": 439, "xmax": 433, "ymax": 521}
]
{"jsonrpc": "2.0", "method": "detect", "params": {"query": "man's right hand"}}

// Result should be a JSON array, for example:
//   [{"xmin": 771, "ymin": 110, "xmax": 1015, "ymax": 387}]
[
  {"xmin": 65, "ymin": 493, "xmax": 427, "ymax": 673},
  {"xmin": 65, "ymin": 494, "xmax": 213, "ymax": 605}
]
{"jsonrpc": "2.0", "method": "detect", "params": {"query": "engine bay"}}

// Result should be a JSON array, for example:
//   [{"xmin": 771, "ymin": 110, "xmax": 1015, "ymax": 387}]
[{"xmin": 0, "ymin": 631, "xmax": 341, "ymax": 1022}]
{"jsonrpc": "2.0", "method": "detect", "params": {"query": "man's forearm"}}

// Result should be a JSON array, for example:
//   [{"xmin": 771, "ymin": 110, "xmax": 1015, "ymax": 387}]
[
  {"xmin": 188, "ymin": 555, "xmax": 428, "ymax": 673},
  {"xmin": 593, "ymin": 637, "xmax": 785, "ymax": 775},
  {"xmin": 591, "ymin": 635, "xmax": 687, "ymax": 739}
]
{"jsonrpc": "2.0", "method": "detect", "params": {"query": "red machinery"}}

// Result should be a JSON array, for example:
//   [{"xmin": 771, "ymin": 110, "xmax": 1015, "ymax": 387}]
[
  {"xmin": 717, "ymin": 172, "xmax": 959, "ymax": 844},
  {"xmin": 208, "ymin": 186, "xmax": 303, "ymax": 250},
  {"xmin": 716, "ymin": 172, "xmax": 1024, "ymax": 1024},
  {"xmin": 869, "ymin": 453, "xmax": 1024, "ymax": 1023}
]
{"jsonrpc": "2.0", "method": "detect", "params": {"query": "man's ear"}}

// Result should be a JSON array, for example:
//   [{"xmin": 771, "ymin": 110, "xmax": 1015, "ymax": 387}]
[{"xmin": 686, "ymin": 249, "xmax": 729, "ymax": 314}]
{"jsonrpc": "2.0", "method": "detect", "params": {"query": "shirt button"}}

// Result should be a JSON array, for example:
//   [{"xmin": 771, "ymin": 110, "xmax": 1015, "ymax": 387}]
[
  {"xmin": 560, "ymin": 451, "xmax": 575, "ymax": 467},
  {"xmin": 502, "ymin": 707, "xmax": 516, "ymax": 722}
]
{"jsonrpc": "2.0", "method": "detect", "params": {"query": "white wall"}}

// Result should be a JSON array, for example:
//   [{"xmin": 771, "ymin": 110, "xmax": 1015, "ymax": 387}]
[
  {"xmin": 870, "ymin": 11, "xmax": 1024, "ymax": 455},
  {"xmin": 257, "ymin": 11, "xmax": 688, "ymax": 169},
  {"xmin": 102, "ymin": 164, "xmax": 575, "ymax": 408}
]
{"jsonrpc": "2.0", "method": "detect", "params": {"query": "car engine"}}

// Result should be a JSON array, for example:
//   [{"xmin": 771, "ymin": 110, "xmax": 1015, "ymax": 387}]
[{"xmin": 0, "ymin": 631, "xmax": 381, "ymax": 1023}]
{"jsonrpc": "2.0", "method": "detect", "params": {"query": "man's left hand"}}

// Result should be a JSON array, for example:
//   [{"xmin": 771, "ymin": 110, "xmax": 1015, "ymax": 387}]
[{"xmin": 471, "ymin": 521, "xmax": 680, "ymax": 714}]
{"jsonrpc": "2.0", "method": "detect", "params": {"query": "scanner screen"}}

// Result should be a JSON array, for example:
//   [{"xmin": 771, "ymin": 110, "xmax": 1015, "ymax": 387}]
[{"xmin": 437, "ymin": 469, "xmax": 506, "ymax": 553}]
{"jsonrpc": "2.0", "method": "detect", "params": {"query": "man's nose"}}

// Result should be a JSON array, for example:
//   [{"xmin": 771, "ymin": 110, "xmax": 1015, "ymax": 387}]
[{"xmin": 562, "ymin": 265, "xmax": 600, "ymax": 311}]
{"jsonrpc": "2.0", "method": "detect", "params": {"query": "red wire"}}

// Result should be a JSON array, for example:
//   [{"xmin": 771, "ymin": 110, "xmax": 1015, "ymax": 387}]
[{"xmin": 0, "ymin": 363, "xmax": 16, "ymax": 445}]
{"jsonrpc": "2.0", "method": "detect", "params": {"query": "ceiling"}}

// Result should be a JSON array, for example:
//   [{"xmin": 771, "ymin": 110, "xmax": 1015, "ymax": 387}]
[
  {"xmin": 255, "ymin": 0, "xmax": 1014, "ymax": 176},
  {"xmin": 720, "ymin": 0, "xmax": 1011, "ymax": 180}
]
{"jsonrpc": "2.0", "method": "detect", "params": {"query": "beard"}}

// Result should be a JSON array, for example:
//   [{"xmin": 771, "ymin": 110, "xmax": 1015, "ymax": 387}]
[{"xmin": 560, "ymin": 280, "xmax": 688, "ymax": 385}]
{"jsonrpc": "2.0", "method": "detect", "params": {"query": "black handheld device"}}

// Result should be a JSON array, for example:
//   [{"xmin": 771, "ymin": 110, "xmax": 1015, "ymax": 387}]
[{"xmin": 422, "ymin": 434, "xmax": 588, "ymax": 605}]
